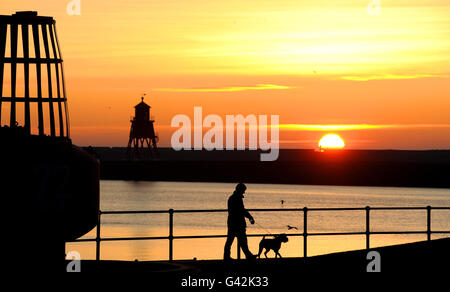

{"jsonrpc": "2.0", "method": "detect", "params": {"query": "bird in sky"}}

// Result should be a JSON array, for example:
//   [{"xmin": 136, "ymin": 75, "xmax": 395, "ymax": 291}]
[{"xmin": 287, "ymin": 225, "xmax": 298, "ymax": 230}]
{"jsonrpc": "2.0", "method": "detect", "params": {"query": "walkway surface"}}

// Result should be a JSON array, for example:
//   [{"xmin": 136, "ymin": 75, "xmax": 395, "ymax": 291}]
[{"xmin": 77, "ymin": 238, "xmax": 449, "ymax": 286}]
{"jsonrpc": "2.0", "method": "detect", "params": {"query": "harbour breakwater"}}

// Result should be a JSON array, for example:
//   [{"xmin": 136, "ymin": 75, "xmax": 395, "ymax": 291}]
[{"xmin": 93, "ymin": 148, "xmax": 450, "ymax": 188}]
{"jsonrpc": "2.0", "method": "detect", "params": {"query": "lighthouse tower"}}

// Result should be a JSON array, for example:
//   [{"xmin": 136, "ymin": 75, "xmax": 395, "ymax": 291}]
[{"xmin": 127, "ymin": 96, "xmax": 159, "ymax": 159}]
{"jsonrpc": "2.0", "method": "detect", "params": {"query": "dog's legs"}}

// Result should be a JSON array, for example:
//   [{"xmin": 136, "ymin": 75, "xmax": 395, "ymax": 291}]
[
  {"xmin": 264, "ymin": 249, "xmax": 269, "ymax": 258},
  {"xmin": 257, "ymin": 243, "xmax": 263, "ymax": 259}
]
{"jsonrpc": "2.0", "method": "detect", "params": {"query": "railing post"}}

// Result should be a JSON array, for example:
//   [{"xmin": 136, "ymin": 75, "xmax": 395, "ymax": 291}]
[
  {"xmin": 95, "ymin": 210, "xmax": 101, "ymax": 261},
  {"xmin": 303, "ymin": 207, "xmax": 308, "ymax": 258},
  {"xmin": 169, "ymin": 209, "xmax": 174, "ymax": 261},
  {"xmin": 365, "ymin": 206, "xmax": 370, "ymax": 250},
  {"xmin": 426, "ymin": 206, "xmax": 431, "ymax": 241},
  {"xmin": 237, "ymin": 241, "xmax": 241, "ymax": 260}
]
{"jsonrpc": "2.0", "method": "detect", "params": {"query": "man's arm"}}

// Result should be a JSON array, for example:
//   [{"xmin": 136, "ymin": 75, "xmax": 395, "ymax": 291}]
[{"xmin": 241, "ymin": 199, "xmax": 255, "ymax": 224}]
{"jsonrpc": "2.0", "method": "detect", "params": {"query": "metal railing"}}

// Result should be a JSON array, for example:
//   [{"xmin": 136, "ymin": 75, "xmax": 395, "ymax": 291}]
[{"xmin": 67, "ymin": 206, "xmax": 450, "ymax": 261}]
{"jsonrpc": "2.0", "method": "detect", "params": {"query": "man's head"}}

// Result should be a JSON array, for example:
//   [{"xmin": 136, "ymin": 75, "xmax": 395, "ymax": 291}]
[{"xmin": 235, "ymin": 183, "xmax": 247, "ymax": 195}]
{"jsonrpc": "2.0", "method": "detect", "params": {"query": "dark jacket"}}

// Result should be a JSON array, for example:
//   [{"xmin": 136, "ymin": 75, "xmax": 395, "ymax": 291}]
[{"xmin": 227, "ymin": 192, "xmax": 253, "ymax": 231}]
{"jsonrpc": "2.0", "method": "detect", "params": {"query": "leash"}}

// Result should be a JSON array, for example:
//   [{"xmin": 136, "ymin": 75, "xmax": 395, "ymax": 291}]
[{"xmin": 254, "ymin": 221, "xmax": 274, "ymax": 236}]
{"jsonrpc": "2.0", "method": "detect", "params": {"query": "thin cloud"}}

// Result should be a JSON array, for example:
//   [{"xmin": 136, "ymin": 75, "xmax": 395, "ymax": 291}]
[
  {"xmin": 153, "ymin": 84, "xmax": 294, "ymax": 92},
  {"xmin": 279, "ymin": 124, "xmax": 450, "ymax": 131},
  {"xmin": 159, "ymin": 124, "xmax": 450, "ymax": 131},
  {"xmin": 280, "ymin": 124, "xmax": 395, "ymax": 131},
  {"xmin": 341, "ymin": 74, "xmax": 448, "ymax": 81}
]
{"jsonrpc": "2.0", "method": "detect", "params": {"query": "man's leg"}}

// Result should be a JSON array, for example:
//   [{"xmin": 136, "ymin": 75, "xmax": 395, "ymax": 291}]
[
  {"xmin": 223, "ymin": 231, "xmax": 235, "ymax": 260},
  {"xmin": 237, "ymin": 230, "xmax": 254, "ymax": 259}
]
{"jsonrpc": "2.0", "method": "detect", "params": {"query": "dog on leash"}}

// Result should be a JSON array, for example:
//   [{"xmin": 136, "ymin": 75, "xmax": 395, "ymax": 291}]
[{"xmin": 257, "ymin": 234, "xmax": 289, "ymax": 258}]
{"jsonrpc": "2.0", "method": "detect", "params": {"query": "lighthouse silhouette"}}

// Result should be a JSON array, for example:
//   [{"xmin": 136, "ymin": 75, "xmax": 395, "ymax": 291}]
[{"xmin": 127, "ymin": 95, "xmax": 159, "ymax": 159}]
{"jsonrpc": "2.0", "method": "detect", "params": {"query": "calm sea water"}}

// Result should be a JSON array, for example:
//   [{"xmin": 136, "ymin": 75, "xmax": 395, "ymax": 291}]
[{"xmin": 67, "ymin": 181, "xmax": 450, "ymax": 261}]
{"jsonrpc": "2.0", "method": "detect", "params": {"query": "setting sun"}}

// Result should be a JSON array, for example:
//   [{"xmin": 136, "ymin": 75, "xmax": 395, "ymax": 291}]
[{"xmin": 319, "ymin": 134, "xmax": 345, "ymax": 149}]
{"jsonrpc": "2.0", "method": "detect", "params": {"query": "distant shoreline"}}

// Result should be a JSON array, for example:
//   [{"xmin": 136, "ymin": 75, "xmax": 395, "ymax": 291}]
[{"xmin": 92, "ymin": 148, "xmax": 450, "ymax": 188}]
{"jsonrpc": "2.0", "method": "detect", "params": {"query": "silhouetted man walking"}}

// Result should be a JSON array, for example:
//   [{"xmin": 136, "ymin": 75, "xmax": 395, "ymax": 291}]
[{"xmin": 223, "ymin": 183, "xmax": 256, "ymax": 261}]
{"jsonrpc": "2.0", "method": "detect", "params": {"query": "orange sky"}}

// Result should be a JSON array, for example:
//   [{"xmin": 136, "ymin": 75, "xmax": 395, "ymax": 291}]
[{"xmin": 1, "ymin": 0, "xmax": 450, "ymax": 149}]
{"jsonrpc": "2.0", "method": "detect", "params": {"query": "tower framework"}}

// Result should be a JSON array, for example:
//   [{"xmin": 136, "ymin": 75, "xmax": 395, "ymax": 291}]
[{"xmin": 127, "ymin": 96, "xmax": 159, "ymax": 159}]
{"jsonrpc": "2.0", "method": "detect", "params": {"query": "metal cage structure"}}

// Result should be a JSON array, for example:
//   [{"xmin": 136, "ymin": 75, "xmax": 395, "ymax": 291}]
[{"xmin": 0, "ymin": 11, "xmax": 69, "ymax": 138}]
